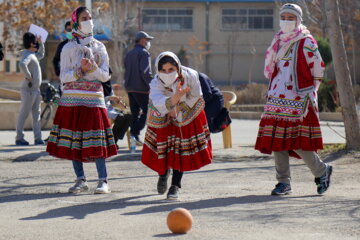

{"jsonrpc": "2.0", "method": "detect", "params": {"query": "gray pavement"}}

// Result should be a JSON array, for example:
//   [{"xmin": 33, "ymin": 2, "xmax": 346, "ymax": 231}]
[{"xmin": 1, "ymin": 119, "xmax": 358, "ymax": 240}]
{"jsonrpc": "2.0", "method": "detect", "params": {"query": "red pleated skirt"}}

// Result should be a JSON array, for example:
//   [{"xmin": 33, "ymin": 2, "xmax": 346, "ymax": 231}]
[
  {"xmin": 255, "ymin": 108, "xmax": 323, "ymax": 158},
  {"xmin": 142, "ymin": 111, "xmax": 212, "ymax": 175},
  {"xmin": 46, "ymin": 105, "xmax": 118, "ymax": 162}
]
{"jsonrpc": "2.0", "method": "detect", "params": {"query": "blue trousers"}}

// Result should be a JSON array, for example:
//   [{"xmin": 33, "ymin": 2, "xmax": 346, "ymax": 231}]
[{"xmin": 72, "ymin": 158, "xmax": 108, "ymax": 181}]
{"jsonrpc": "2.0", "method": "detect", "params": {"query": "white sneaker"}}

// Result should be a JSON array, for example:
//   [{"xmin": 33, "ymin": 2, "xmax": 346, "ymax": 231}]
[
  {"xmin": 68, "ymin": 179, "xmax": 89, "ymax": 193},
  {"xmin": 94, "ymin": 180, "xmax": 111, "ymax": 194}
]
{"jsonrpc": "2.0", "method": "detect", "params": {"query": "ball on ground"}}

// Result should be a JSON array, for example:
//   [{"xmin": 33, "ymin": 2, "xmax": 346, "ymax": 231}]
[{"xmin": 167, "ymin": 208, "xmax": 193, "ymax": 234}]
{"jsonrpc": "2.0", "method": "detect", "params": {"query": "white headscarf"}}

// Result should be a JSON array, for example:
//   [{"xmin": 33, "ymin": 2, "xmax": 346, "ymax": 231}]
[{"xmin": 264, "ymin": 3, "xmax": 311, "ymax": 79}]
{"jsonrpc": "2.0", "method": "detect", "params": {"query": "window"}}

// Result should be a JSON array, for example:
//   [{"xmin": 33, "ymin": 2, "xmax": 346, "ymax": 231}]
[
  {"xmin": 142, "ymin": 8, "xmax": 193, "ymax": 31},
  {"xmin": 16, "ymin": 60, "xmax": 20, "ymax": 73},
  {"xmin": 5, "ymin": 60, "xmax": 10, "ymax": 73},
  {"xmin": 222, "ymin": 8, "xmax": 273, "ymax": 30}
]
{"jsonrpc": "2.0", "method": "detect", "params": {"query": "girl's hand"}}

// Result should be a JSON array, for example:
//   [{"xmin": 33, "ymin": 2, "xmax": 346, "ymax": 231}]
[
  {"xmin": 36, "ymin": 36, "xmax": 42, "ymax": 43},
  {"xmin": 175, "ymin": 82, "xmax": 190, "ymax": 99},
  {"xmin": 108, "ymin": 96, "xmax": 120, "ymax": 104},
  {"xmin": 80, "ymin": 58, "xmax": 93, "ymax": 72}
]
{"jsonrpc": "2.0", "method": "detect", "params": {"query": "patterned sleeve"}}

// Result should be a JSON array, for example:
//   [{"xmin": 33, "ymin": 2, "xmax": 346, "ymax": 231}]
[
  {"xmin": 149, "ymin": 78, "xmax": 171, "ymax": 116},
  {"xmin": 179, "ymin": 68, "xmax": 203, "ymax": 110},
  {"xmin": 303, "ymin": 38, "xmax": 325, "ymax": 90},
  {"xmin": 87, "ymin": 43, "xmax": 110, "ymax": 82}
]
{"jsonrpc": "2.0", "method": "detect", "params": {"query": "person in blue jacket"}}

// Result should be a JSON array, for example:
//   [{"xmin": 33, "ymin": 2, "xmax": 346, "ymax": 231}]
[{"xmin": 124, "ymin": 31, "xmax": 154, "ymax": 145}]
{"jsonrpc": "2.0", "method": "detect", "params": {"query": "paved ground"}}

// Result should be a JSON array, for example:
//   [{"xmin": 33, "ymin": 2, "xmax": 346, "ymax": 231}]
[{"xmin": 1, "ymin": 119, "xmax": 359, "ymax": 240}]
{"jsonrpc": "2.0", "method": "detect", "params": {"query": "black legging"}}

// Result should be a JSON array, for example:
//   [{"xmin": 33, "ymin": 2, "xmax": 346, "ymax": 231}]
[{"xmin": 160, "ymin": 169, "xmax": 183, "ymax": 188}]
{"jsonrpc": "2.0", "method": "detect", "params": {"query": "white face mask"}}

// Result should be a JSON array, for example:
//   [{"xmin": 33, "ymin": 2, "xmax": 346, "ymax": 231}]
[
  {"xmin": 80, "ymin": 20, "xmax": 94, "ymax": 35},
  {"xmin": 280, "ymin": 20, "xmax": 296, "ymax": 33},
  {"xmin": 145, "ymin": 41, "xmax": 151, "ymax": 50},
  {"xmin": 159, "ymin": 71, "xmax": 178, "ymax": 87}
]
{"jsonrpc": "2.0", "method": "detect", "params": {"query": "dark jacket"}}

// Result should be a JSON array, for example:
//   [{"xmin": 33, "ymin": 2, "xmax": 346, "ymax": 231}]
[
  {"xmin": 124, "ymin": 44, "xmax": 153, "ymax": 93},
  {"xmin": 0, "ymin": 42, "xmax": 4, "ymax": 61},
  {"xmin": 52, "ymin": 39, "xmax": 69, "ymax": 76},
  {"xmin": 198, "ymin": 72, "xmax": 231, "ymax": 133}
]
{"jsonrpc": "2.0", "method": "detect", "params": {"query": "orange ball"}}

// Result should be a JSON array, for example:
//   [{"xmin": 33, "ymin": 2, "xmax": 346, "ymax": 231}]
[{"xmin": 167, "ymin": 208, "xmax": 193, "ymax": 234}]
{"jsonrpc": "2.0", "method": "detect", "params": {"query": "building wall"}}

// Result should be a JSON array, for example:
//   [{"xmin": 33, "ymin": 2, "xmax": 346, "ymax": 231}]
[
  {"xmin": 141, "ymin": 1, "xmax": 279, "ymax": 84},
  {"xmin": 3, "ymin": 0, "xmax": 360, "ymax": 89}
]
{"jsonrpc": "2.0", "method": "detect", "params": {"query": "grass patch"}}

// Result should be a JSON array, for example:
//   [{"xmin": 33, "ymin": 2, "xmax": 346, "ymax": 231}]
[{"xmin": 318, "ymin": 143, "xmax": 346, "ymax": 157}]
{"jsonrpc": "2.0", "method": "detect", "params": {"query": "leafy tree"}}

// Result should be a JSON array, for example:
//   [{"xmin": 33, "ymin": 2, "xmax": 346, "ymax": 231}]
[{"xmin": 316, "ymin": 37, "xmax": 332, "ymax": 66}]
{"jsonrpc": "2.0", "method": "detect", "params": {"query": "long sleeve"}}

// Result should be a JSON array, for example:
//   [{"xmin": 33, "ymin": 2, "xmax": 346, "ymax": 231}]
[
  {"xmin": 19, "ymin": 54, "xmax": 32, "ymax": 79},
  {"xmin": 180, "ymin": 68, "xmax": 202, "ymax": 109},
  {"xmin": 35, "ymin": 42, "xmax": 45, "ymax": 60},
  {"xmin": 87, "ymin": 44, "xmax": 110, "ymax": 82},
  {"xmin": 149, "ymin": 78, "xmax": 170, "ymax": 116},
  {"xmin": 139, "ymin": 51, "xmax": 152, "ymax": 85},
  {"xmin": 60, "ymin": 46, "xmax": 78, "ymax": 84},
  {"xmin": 303, "ymin": 38, "xmax": 325, "ymax": 90}
]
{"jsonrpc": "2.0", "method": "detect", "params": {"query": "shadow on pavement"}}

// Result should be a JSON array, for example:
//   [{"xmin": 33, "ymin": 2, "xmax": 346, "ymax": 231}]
[
  {"xmin": 111, "ymin": 152, "xmax": 142, "ymax": 162},
  {"xmin": 0, "ymin": 147, "xmax": 33, "ymax": 153},
  {"xmin": 153, "ymin": 233, "xmax": 183, "ymax": 238},
  {"xmin": 123, "ymin": 195, "xmax": 284, "ymax": 216},
  {"xmin": 11, "ymin": 151, "xmax": 49, "ymax": 162},
  {"xmin": 20, "ymin": 194, "xmax": 157, "ymax": 220},
  {"xmin": 0, "ymin": 192, "xmax": 74, "ymax": 204}
]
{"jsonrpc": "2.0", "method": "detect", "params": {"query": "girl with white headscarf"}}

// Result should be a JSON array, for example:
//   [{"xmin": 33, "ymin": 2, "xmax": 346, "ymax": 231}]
[
  {"xmin": 255, "ymin": 3, "xmax": 332, "ymax": 196},
  {"xmin": 142, "ymin": 51, "xmax": 212, "ymax": 200}
]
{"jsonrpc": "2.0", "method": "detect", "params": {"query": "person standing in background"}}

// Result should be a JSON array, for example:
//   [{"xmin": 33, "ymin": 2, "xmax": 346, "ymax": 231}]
[
  {"xmin": 52, "ymin": 21, "xmax": 72, "ymax": 96},
  {"xmin": 255, "ymin": 3, "xmax": 332, "ymax": 196},
  {"xmin": 53, "ymin": 21, "xmax": 72, "ymax": 79},
  {"xmin": 124, "ymin": 31, "xmax": 154, "ymax": 147},
  {"xmin": 16, "ymin": 32, "xmax": 45, "ymax": 146}
]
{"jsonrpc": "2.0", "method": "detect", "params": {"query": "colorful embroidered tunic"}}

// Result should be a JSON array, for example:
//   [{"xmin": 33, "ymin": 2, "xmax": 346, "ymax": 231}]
[
  {"xmin": 142, "ymin": 52, "xmax": 212, "ymax": 174},
  {"xmin": 255, "ymin": 37, "xmax": 325, "ymax": 158},
  {"xmin": 46, "ymin": 37, "xmax": 117, "ymax": 162}
]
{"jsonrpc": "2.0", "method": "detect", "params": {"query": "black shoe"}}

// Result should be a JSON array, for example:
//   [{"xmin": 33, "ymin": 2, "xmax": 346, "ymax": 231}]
[
  {"xmin": 167, "ymin": 185, "xmax": 180, "ymax": 200},
  {"xmin": 157, "ymin": 169, "xmax": 171, "ymax": 194},
  {"xmin": 15, "ymin": 139, "xmax": 29, "ymax": 146},
  {"xmin": 34, "ymin": 139, "xmax": 45, "ymax": 145},
  {"xmin": 271, "ymin": 183, "xmax": 292, "ymax": 196},
  {"xmin": 315, "ymin": 165, "xmax": 333, "ymax": 194}
]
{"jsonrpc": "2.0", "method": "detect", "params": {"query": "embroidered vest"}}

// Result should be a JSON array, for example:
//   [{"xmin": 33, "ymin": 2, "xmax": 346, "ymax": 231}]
[{"xmin": 269, "ymin": 37, "xmax": 314, "ymax": 94}]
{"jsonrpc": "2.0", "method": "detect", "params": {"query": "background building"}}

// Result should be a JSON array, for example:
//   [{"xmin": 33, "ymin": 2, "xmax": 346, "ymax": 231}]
[{"xmin": 1, "ymin": 0, "xmax": 360, "ymax": 88}]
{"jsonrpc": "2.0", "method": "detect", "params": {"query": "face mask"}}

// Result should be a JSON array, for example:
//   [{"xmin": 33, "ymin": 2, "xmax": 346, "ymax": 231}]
[
  {"xmin": 280, "ymin": 20, "xmax": 296, "ymax": 33},
  {"xmin": 159, "ymin": 71, "xmax": 178, "ymax": 87},
  {"xmin": 80, "ymin": 20, "xmax": 94, "ymax": 35},
  {"xmin": 65, "ymin": 32, "xmax": 73, "ymax": 40},
  {"xmin": 145, "ymin": 41, "xmax": 151, "ymax": 50}
]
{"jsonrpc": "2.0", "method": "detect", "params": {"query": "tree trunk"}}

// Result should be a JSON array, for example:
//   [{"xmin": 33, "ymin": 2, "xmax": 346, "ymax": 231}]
[{"xmin": 325, "ymin": 0, "xmax": 360, "ymax": 149}]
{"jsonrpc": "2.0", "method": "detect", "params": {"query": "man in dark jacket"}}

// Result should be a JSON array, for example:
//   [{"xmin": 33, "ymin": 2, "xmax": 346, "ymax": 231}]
[
  {"xmin": 124, "ymin": 31, "xmax": 154, "ymax": 144},
  {"xmin": 53, "ymin": 21, "xmax": 72, "ymax": 78}
]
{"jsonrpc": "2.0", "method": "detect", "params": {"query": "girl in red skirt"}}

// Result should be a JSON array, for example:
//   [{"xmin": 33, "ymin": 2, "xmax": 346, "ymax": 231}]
[
  {"xmin": 255, "ymin": 3, "xmax": 332, "ymax": 195},
  {"xmin": 142, "ymin": 51, "xmax": 212, "ymax": 200},
  {"xmin": 46, "ymin": 7, "xmax": 117, "ymax": 194}
]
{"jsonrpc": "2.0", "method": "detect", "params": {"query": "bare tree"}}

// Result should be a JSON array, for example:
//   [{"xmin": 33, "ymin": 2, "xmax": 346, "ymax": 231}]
[
  {"xmin": 225, "ymin": 33, "xmax": 236, "ymax": 86},
  {"xmin": 109, "ymin": 0, "xmax": 144, "ymax": 84},
  {"xmin": 186, "ymin": 36, "xmax": 210, "ymax": 73},
  {"xmin": 325, "ymin": 0, "xmax": 360, "ymax": 150}
]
